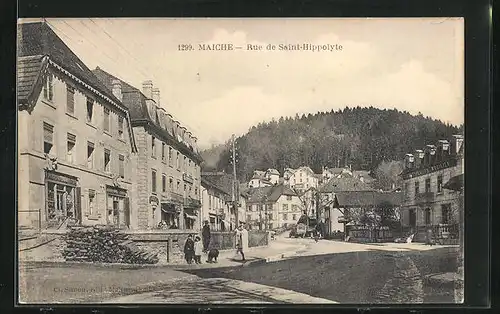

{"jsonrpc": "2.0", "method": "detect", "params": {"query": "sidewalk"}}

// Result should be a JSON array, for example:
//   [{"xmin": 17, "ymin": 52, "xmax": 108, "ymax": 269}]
[{"xmin": 18, "ymin": 235, "xmax": 305, "ymax": 303}]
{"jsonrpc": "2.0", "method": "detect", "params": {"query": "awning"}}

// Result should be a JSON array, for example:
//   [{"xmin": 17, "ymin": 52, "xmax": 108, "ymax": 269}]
[
  {"xmin": 161, "ymin": 204, "xmax": 178, "ymax": 213},
  {"xmin": 184, "ymin": 213, "xmax": 197, "ymax": 220},
  {"xmin": 443, "ymin": 174, "xmax": 464, "ymax": 191},
  {"xmin": 221, "ymin": 219, "xmax": 230, "ymax": 226}
]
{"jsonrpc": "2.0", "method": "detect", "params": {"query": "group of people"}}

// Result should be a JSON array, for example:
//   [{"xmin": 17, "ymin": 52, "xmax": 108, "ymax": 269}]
[{"xmin": 183, "ymin": 220, "xmax": 249, "ymax": 264}]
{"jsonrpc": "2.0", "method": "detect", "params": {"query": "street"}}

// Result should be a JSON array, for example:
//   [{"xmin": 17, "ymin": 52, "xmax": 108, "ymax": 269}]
[{"xmin": 19, "ymin": 235, "xmax": 459, "ymax": 304}]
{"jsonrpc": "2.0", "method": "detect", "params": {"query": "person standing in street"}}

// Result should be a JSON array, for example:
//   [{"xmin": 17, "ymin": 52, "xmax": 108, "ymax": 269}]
[
  {"xmin": 194, "ymin": 236, "xmax": 203, "ymax": 264},
  {"xmin": 235, "ymin": 224, "xmax": 249, "ymax": 262},
  {"xmin": 183, "ymin": 234, "xmax": 195, "ymax": 264},
  {"xmin": 202, "ymin": 220, "xmax": 211, "ymax": 253}
]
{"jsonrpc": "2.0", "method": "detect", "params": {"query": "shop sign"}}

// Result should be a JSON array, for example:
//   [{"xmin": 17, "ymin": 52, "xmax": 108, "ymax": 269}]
[{"xmin": 45, "ymin": 170, "xmax": 78, "ymax": 186}]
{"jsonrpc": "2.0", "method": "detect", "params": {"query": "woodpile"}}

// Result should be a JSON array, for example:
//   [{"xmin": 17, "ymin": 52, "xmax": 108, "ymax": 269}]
[{"xmin": 62, "ymin": 225, "xmax": 159, "ymax": 264}]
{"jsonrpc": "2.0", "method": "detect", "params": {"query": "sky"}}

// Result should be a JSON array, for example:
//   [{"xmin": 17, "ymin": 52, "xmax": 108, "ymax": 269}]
[{"xmin": 32, "ymin": 18, "xmax": 464, "ymax": 149}]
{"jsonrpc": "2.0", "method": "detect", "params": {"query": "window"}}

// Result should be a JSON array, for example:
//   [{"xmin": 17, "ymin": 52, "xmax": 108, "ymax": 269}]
[
  {"xmin": 118, "ymin": 155, "xmax": 125, "ymax": 178},
  {"xmin": 286, "ymin": 195, "xmax": 292, "ymax": 201},
  {"xmin": 66, "ymin": 133, "xmax": 76, "ymax": 164},
  {"xmin": 118, "ymin": 117, "xmax": 124, "ymax": 139},
  {"xmin": 151, "ymin": 136, "xmax": 156, "ymax": 157},
  {"xmin": 437, "ymin": 175, "xmax": 443, "ymax": 193},
  {"xmin": 43, "ymin": 73, "xmax": 54, "ymax": 102},
  {"xmin": 176, "ymin": 152, "xmax": 180, "ymax": 169},
  {"xmin": 104, "ymin": 149, "xmax": 111, "ymax": 172},
  {"xmin": 183, "ymin": 156, "xmax": 187, "ymax": 171},
  {"xmin": 283, "ymin": 213, "xmax": 288, "ymax": 220},
  {"xmin": 162, "ymin": 143, "xmax": 166, "ymax": 161},
  {"xmin": 404, "ymin": 183, "xmax": 409, "ymax": 197},
  {"xmin": 195, "ymin": 187, "xmax": 198, "ymax": 197},
  {"xmin": 169, "ymin": 177, "xmax": 174, "ymax": 190},
  {"xmin": 414, "ymin": 181, "xmax": 420, "ymax": 195},
  {"xmin": 441, "ymin": 204, "xmax": 451, "ymax": 224},
  {"xmin": 86, "ymin": 99, "xmax": 94, "ymax": 123},
  {"xmin": 184, "ymin": 183, "xmax": 187, "ymax": 192},
  {"xmin": 425, "ymin": 208, "xmax": 431, "ymax": 225},
  {"xmin": 151, "ymin": 170, "xmax": 157, "ymax": 193},
  {"xmin": 247, "ymin": 215, "xmax": 251, "ymax": 221},
  {"xmin": 168, "ymin": 147, "xmax": 173, "ymax": 166},
  {"xmin": 177, "ymin": 180, "xmax": 181, "ymax": 192},
  {"xmin": 425, "ymin": 178, "xmax": 431, "ymax": 193},
  {"xmin": 248, "ymin": 206, "xmax": 251, "ymax": 212},
  {"xmin": 162, "ymin": 174, "xmax": 166, "ymax": 192},
  {"xmin": 66, "ymin": 86, "xmax": 75, "ymax": 114},
  {"xmin": 292, "ymin": 204, "xmax": 299, "ymax": 211},
  {"xmin": 268, "ymin": 213, "xmax": 273, "ymax": 221},
  {"xmin": 43, "ymin": 122, "xmax": 54, "ymax": 154},
  {"xmin": 87, "ymin": 142, "xmax": 95, "ymax": 168},
  {"xmin": 292, "ymin": 214, "xmax": 297, "ymax": 221},
  {"xmin": 282, "ymin": 204, "xmax": 288, "ymax": 211},
  {"xmin": 103, "ymin": 108, "xmax": 110, "ymax": 132},
  {"xmin": 88, "ymin": 189, "xmax": 96, "ymax": 215}
]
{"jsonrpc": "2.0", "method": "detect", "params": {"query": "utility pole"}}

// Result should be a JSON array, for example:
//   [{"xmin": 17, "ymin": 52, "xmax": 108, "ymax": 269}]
[{"xmin": 230, "ymin": 134, "xmax": 239, "ymax": 228}]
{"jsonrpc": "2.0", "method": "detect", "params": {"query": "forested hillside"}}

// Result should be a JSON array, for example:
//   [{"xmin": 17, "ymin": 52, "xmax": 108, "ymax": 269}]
[{"xmin": 201, "ymin": 107, "xmax": 463, "ymax": 182}]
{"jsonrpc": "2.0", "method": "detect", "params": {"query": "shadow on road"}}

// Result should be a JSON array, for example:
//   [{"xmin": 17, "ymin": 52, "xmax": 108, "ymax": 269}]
[{"xmin": 179, "ymin": 247, "xmax": 459, "ymax": 304}]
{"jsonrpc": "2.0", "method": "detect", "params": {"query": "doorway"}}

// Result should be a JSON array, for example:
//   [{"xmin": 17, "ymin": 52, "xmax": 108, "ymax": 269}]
[{"xmin": 409, "ymin": 208, "xmax": 417, "ymax": 227}]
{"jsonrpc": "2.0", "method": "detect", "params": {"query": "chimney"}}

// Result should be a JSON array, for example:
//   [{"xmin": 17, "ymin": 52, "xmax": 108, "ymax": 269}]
[
  {"xmin": 152, "ymin": 88, "xmax": 160, "ymax": 106},
  {"xmin": 142, "ymin": 80, "xmax": 153, "ymax": 99},
  {"xmin": 111, "ymin": 79, "xmax": 122, "ymax": 101},
  {"xmin": 414, "ymin": 149, "xmax": 424, "ymax": 168},
  {"xmin": 452, "ymin": 135, "xmax": 464, "ymax": 154},
  {"xmin": 405, "ymin": 153, "xmax": 414, "ymax": 169},
  {"xmin": 426, "ymin": 144, "xmax": 436, "ymax": 164}
]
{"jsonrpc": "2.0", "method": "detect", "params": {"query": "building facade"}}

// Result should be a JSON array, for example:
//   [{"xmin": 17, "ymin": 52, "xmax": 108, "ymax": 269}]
[
  {"xmin": 245, "ymin": 185, "xmax": 302, "ymax": 230},
  {"xmin": 248, "ymin": 170, "xmax": 272, "ymax": 188},
  {"xmin": 93, "ymin": 69, "xmax": 203, "ymax": 231},
  {"xmin": 284, "ymin": 166, "xmax": 319, "ymax": 192},
  {"xmin": 400, "ymin": 135, "xmax": 464, "ymax": 242},
  {"xmin": 18, "ymin": 22, "xmax": 137, "ymax": 231},
  {"xmin": 200, "ymin": 177, "xmax": 231, "ymax": 231}
]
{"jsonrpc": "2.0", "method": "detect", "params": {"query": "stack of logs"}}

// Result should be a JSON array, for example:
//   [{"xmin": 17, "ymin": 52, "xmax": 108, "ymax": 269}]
[{"xmin": 62, "ymin": 225, "xmax": 159, "ymax": 264}]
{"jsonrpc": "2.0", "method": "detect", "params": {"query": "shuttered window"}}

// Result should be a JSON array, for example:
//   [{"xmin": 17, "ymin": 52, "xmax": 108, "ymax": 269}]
[
  {"xmin": 67, "ymin": 133, "xmax": 76, "ymax": 164},
  {"xmin": 119, "ymin": 155, "xmax": 125, "ymax": 178},
  {"xmin": 118, "ymin": 117, "xmax": 124, "ymax": 139},
  {"xmin": 152, "ymin": 170, "xmax": 157, "ymax": 193},
  {"xmin": 43, "ymin": 74, "xmax": 54, "ymax": 102},
  {"xmin": 88, "ymin": 189, "xmax": 96, "ymax": 215},
  {"xmin": 43, "ymin": 122, "xmax": 54, "ymax": 154},
  {"xmin": 87, "ymin": 141, "xmax": 95, "ymax": 169},
  {"xmin": 104, "ymin": 149, "xmax": 111, "ymax": 172},
  {"xmin": 66, "ymin": 86, "xmax": 75, "ymax": 114},
  {"xmin": 103, "ymin": 108, "xmax": 110, "ymax": 132}
]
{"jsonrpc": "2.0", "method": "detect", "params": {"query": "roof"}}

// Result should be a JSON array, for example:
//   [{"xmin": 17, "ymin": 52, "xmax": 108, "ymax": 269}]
[
  {"xmin": 17, "ymin": 22, "xmax": 123, "ymax": 109},
  {"xmin": 17, "ymin": 55, "xmax": 47, "ymax": 104},
  {"xmin": 320, "ymin": 177, "xmax": 374, "ymax": 193},
  {"xmin": 92, "ymin": 67, "xmax": 203, "ymax": 163},
  {"xmin": 326, "ymin": 167, "xmax": 350, "ymax": 175},
  {"xmin": 202, "ymin": 173, "xmax": 248, "ymax": 199},
  {"xmin": 246, "ymin": 184, "xmax": 298, "ymax": 203},
  {"xmin": 201, "ymin": 176, "xmax": 230, "ymax": 196},
  {"xmin": 334, "ymin": 191, "xmax": 403, "ymax": 208},
  {"xmin": 266, "ymin": 168, "xmax": 280, "ymax": 176}
]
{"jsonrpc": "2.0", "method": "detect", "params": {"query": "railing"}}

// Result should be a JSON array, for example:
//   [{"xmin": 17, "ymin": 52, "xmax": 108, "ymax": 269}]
[
  {"xmin": 162, "ymin": 191, "xmax": 184, "ymax": 204},
  {"xmin": 415, "ymin": 191, "xmax": 435, "ymax": 203},
  {"xmin": 182, "ymin": 173, "xmax": 194, "ymax": 184},
  {"xmin": 183, "ymin": 197, "xmax": 201, "ymax": 208}
]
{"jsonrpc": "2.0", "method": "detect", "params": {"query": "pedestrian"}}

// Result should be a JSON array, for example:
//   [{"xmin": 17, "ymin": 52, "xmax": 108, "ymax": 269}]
[
  {"xmin": 194, "ymin": 236, "xmax": 203, "ymax": 264},
  {"xmin": 202, "ymin": 220, "xmax": 211, "ymax": 253},
  {"xmin": 183, "ymin": 234, "xmax": 195, "ymax": 264},
  {"xmin": 235, "ymin": 224, "xmax": 248, "ymax": 261}
]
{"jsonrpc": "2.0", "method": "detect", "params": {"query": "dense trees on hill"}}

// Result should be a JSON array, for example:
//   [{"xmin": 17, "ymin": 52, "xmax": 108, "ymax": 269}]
[{"xmin": 200, "ymin": 106, "xmax": 463, "ymax": 182}]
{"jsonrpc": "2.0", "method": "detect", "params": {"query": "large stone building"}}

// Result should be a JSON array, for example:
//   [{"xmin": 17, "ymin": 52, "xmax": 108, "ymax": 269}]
[
  {"xmin": 400, "ymin": 135, "xmax": 464, "ymax": 243},
  {"xmin": 93, "ymin": 69, "xmax": 203, "ymax": 231},
  {"xmin": 17, "ymin": 22, "xmax": 137, "ymax": 230}
]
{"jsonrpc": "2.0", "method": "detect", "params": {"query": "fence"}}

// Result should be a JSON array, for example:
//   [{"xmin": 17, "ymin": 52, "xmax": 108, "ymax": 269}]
[
  {"xmin": 208, "ymin": 230, "xmax": 269, "ymax": 250},
  {"xmin": 346, "ymin": 225, "xmax": 394, "ymax": 243}
]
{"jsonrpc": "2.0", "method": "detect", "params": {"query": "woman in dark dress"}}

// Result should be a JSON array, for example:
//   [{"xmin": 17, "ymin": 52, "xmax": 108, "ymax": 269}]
[{"xmin": 184, "ymin": 234, "xmax": 195, "ymax": 264}]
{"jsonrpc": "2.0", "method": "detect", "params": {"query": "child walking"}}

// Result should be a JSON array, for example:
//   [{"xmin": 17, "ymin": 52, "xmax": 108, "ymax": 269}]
[{"xmin": 194, "ymin": 236, "xmax": 203, "ymax": 264}]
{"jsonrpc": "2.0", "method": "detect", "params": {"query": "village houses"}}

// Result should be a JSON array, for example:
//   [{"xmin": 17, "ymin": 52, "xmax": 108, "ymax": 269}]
[
  {"xmin": 245, "ymin": 185, "xmax": 303, "ymax": 230},
  {"xmin": 93, "ymin": 69, "xmax": 203, "ymax": 231},
  {"xmin": 17, "ymin": 21, "xmax": 137, "ymax": 231}
]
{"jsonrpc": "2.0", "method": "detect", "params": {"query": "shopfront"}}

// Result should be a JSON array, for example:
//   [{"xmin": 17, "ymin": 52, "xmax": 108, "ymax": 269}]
[
  {"xmin": 184, "ymin": 208, "xmax": 198, "ymax": 230},
  {"xmin": 160, "ymin": 203, "xmax": 180, "ymax": 229},
  {"xmin": 106, "ymin": 185, "xmax": 129, "ymax": 228},
  {"xmin": 45, "ymin": 170, "xmax": 81, "ymax": 228}
]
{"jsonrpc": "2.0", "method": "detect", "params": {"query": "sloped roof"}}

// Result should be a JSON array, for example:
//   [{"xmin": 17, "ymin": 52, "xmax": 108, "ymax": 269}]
[
  {"xmin": 17, "ymin": 22, "xmax": 123, "ymax": 108},
  {"xmin": 320, "ymin": 177, "xmax": 374, "ymax": 193},
  {"xmin": 246, "ymin": 184, "xmax": 297, "ymax": 203},
  {"xmin": 327, "ymin": 167, "xmax": 349, "ymax": 174},
  {"xmin": 335, "ymin": 191, "xmax": 402, "ymax": 208},
  {"xmin": 93, "ymin": 67, "xmax": 203, "ymax": 163},
  {"xmin": 17, "ymin": 55, "xmax": 47, "ymax": 104},
  {"xmin": 266, "ymin": 168, "xmax": 280, "ymax": 176},
  {"xmin": 201, "ymin": 176, "xmax": 230, "ymax": 196}
]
